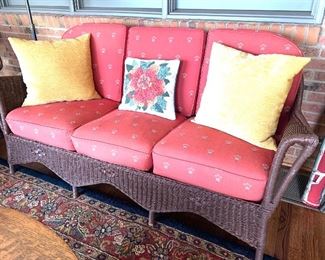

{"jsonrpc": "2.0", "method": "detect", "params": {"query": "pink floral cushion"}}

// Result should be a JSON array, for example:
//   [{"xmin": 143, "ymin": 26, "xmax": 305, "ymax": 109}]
[
  {"xmin": 119, "ymin": 58, "xmax": 180, "ymax": 120},
  {"xmin": 152, "ymin": 120, "xmax": 275, "ymax": 201},
  {"xmin": 6, "ymin": 99, "xmax": 118, "ymax": 150},
  {"xmin": 71, "ymin": 110, "xmax": 186, "ymax": 170}
]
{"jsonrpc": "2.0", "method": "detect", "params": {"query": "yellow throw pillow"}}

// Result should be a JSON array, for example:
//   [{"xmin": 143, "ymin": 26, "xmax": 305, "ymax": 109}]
[
  {"xmin": 193, "ymin": 43, "xmax": 310, "ymax": 151},
  {"xmin": 9, "ymin": 34, "xmax": 100, "ymax": 106}
]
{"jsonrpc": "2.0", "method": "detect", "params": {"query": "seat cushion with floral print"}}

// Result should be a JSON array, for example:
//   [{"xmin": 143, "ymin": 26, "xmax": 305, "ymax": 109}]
[
  {"xmin": 71, "ymin": 110, "xmax": 186, "ymax": 171},
  {"xmin": 152, "ymin": 120, "xmax": 275, "ymax": 201},
  {"xmin": 6, "ymin": 99, "xmax": 118, "ymax": 150},
  {"xmin": 119, "ymin": 58, "xmax": 180, "ymax": 120}
]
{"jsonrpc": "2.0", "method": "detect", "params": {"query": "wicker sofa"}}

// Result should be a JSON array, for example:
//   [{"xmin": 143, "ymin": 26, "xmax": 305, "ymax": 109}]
[{"xmin": 0, "ymin": 24, "xmax": 319, "ymax": 260}]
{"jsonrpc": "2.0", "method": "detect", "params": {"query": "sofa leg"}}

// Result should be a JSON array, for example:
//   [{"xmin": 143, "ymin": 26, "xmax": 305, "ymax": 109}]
[
  {"xmin": 255, "ymin": 220, "xmax": 268, "ymax": 260},
  {"xmin": 148, "ymin": 211, "xmax": 155, "ymax": 227},
  {"xmin": 72, "ymin": 186, "xmax": 78, "ymax": 199},
  {"xmin": 255, "ymin": 245, "xmax": 265, "ymax": 260},
  {"xmin": 9, "ymin": 163, "xmax": 15, "ymax": 174}
]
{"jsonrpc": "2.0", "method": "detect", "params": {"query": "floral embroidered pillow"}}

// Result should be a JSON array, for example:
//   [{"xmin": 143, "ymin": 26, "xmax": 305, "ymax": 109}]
[{"xmin": 119, "ymin": 57, "xmax": 180, "ymax": 120}]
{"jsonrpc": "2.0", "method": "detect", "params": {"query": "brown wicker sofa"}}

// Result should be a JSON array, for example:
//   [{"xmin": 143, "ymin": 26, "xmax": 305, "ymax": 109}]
[{"xmin": 0, "ymin": 24, "xmax": 319, "ymax": 260}]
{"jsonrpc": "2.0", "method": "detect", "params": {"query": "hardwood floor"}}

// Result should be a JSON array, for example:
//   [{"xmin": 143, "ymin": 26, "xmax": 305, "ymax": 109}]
[
  {"xmin": 265, "ymin": 202, "xmax": 324, "ymax": 260},
  {"xmin": 0, "ymin": 138, "xmax": 323, "ymax": 259}
]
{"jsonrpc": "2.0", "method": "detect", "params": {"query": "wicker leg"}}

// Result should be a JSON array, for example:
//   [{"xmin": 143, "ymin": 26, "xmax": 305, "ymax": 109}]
[
  {"xmin": 148, "ymin": 211, "xmax": 156, "ymax": 227},
  {"xmin": 255, "ymin": 220, "xmax": 268, "ymax": 260},
  {"xmin": 72, "ymin": 186, "xmax": 78, "ymax": 199},
  {"xmin": 255, "ymin": 244, "xmax": 265, "ymax": 260},
  {"xmin": 8, "ymin": 163, "xmax": 15, "ymax": 174}
]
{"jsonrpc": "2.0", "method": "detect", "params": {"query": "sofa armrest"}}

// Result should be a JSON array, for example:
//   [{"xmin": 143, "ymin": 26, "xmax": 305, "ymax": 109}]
[
  {"xmin": 262, "ymin": 85, "xmax": 319, "ymax": 210},
  {"xmin": 0, "ymin": 75, "xmax": 26, "ymax": 134}
]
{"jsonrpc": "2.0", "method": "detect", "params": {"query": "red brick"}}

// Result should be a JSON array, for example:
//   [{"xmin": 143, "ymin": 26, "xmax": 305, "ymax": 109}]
[
  {"xmin": 305, "ymin": 58, "xmax": 325, "ymax": 70},
  {"xmin": 314, "ymin": 71, "xmax": 325, "ymax": 81},
  {"xmin": 283, "ymin": 24, "xmax": 297, "ymax": 41},
  {"xmin": 300, "ymin": 46, "xmax": 320, "ymax": 57},
  {"xmin": 223, "ymin": 22, "xmax": 235, "ymax": 30},
  {"xmin": 20, "ymin": 14, "xmax": 30, "ymax": 26},
  {"xmin": 195, "ymin": 21, "xmax": 206, "ymax": 30},
  {"xmin": 204, "ymin": 21, "xmax": 218, "ymax": 30},
  {"xmin": 293, "ymin": 25, "xmax": 307, "ymax": 44},
  {"xmin": 6, "ymin": 14, "xmax": 16, "ymax": 26},
  {"xmin": 301, "ymin": 101, "xmax": 325, "ymax": 113},
  {"xmin": 303, "ymin": 111, "xmax": 323, "ymax": 124},
  {"xmin": 303, "ymin": 70, "xmax": 314, "ymax": 80},
  {"xmin": 305, "ymin": 26, "xmax": 321, "ymax": 45},
  {"xmin": 213, "ymin": 22, "xmax": 225, "ymax": 29},
  {"xmin": 319, "ymin": 35, "xmax": 325, "ymax": 45},
  {"xmin": 305, "ymin": 91, "xmax": 325, "ymax": 103},
  {"xmin": 245, "ymin": 23, "xmax": 258, "ymax": 31},
  {"xmin": 304, "ymin": 82, "xmax": 325, "ymax": 92},
  {"xmin": 259, "ymin": 24, "xmax": 272, "ymax": 32},
  {"xmin": 238, "ymin": 23, "xmax": 249, "ymax": 29},
  {"xmin": 58, "ymin": 17, "xmax": 66, "ymax": 28},
  {"xmin": 169, "ymin": 20, "xmax": 179, "ymax": 28}
]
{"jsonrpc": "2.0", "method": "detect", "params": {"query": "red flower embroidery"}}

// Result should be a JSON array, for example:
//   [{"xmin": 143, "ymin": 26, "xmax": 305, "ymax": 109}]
[{"xmin": 130, "ymin": 67, "xmax": 164, "ymax": 106}]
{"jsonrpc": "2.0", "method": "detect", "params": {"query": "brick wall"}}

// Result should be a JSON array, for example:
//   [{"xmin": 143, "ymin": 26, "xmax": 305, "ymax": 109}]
[{"xmin": 0, "ymin": 13, "xmax": 324, "ymax": 169}]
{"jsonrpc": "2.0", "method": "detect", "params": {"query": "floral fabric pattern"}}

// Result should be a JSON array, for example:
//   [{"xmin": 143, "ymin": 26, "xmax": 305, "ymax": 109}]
[{"xmin": 119, "ymin": 58, "xmax": 180, "ymax": 120}]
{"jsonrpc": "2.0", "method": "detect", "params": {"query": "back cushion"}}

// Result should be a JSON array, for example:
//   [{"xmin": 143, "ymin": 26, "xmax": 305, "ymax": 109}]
[
  {"xmin": 127, "ymin": 27, "xmax": 205, "ymax": 117},
  {"xmin": 197, "ymin": 29, "xmax": 303, "ymax": 137},
  {"xmin": 62, "ymin": 23, "xmax": 127, "ymax": 102}
]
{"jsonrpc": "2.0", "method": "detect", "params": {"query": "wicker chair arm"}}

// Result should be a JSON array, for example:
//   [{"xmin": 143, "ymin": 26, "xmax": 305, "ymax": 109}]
[
  {"xmin": 0, "ymin": 75, "xmax": 26, "ymax": 134},
  {"xmin": 262, "ymin": 111, "xmax": 319, "ymax": 210}
]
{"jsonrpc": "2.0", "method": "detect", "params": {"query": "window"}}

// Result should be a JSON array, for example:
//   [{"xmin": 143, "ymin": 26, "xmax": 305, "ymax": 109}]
[
  {"xmin": 2, "ymin": 0, "xmax": 70, "ymax": 11},
  {"xmin": 0, "ymin": 0, "xmax": 324, "ymax": 24},
  {"xmin": 78, "ymin": 0, "xmax": 162, "ymax": 16},
  {"xmin": 168, "ymin": 0, "xmax": 325, "ymax": 23}
]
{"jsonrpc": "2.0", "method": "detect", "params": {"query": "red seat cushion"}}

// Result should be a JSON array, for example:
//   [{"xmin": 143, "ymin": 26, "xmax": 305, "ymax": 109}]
[
  {"xmin": 62, "ymin": 23, "xmax": 127, "ymax": 101},
  {"xmin": 127, "ymin": 27, "xmax": 206, "ymax": 117},
  {"xmin": 197, "ymin": 29, "xmax": 303, "ymax": 138},
  {"xmin": 71, "ymin": 110, "xmax": 186, "ymax": 171},
  {"xmin": 6, "ymin": 99, "xmax": 118, "ymax": 150},
  {"xmin": 152, "ymin": 120, "xmax": 275, "ymax": 201}
]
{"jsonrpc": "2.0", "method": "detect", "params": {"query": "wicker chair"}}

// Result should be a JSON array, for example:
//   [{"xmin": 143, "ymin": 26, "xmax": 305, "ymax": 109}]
[{"xmin": 0, "ymin": 74, "xmax": 318, "ymax": 259}]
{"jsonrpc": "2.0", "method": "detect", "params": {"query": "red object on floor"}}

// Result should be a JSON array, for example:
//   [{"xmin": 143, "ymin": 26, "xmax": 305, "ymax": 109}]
[{"xmin": 302, "ymin": 141, "xmax": 325, "ymax": 207}]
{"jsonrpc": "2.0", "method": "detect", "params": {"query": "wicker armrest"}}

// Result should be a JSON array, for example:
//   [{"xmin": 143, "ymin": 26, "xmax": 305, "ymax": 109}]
[
  {"xmin": 0, "ymin": 75, "xmax": 26, "ymax": 134},
  {"xmin": 262, "ymin": 106, "xmax": 319, "ymax": 210}
]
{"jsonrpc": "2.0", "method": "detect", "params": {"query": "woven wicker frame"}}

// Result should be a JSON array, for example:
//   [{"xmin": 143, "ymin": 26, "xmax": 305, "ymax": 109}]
[{"xmin": 0, "ymin": 75, "xmax": 319, "ymax": 260}]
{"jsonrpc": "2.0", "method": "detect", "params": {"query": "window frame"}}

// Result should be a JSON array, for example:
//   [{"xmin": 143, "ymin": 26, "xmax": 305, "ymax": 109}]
[
  {"xmin": 0, "ymin": 0, "xmax": 323, "ymax": 24},
  {"xmin": 167, "ymin": 0, "xmax": 325, "ymax": 24},
  {"xmin": 0, "ymin": 0, "xmax": 71, "ymax": 12}
]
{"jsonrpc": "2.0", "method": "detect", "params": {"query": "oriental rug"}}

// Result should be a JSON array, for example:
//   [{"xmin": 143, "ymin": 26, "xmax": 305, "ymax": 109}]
[{"xmin": 0, "ymin": 162, "xmax": 256, "ymax": 259}]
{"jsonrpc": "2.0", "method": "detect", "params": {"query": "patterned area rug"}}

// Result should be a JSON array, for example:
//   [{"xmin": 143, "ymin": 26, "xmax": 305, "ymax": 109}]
[{"xmin": 0, "ymin": 163, "xmax": 250, "ymax": 260}]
